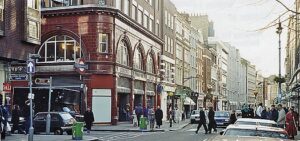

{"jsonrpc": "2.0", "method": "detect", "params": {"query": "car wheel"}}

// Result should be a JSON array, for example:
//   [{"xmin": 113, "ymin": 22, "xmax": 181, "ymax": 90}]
[
  {"xmin": 54, "ymin": 129, "xmax": 63, "ymax": 135},
  {"xmin": 66, "ymin": 130, "xmax": 72, "ymax": 135}
]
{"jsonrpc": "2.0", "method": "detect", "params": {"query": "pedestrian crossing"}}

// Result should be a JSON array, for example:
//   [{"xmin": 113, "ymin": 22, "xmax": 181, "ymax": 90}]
[{"xmin": 90, "ymin": 131, "xmax": 161, "ymax": 141}]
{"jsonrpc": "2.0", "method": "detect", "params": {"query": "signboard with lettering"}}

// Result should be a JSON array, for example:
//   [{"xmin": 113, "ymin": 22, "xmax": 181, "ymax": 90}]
[
  {"xmin": 3, "ymin": 83, "xmax": 11, "ymax": 93},
  {"xmin": 9, "ymin": 74, "xmax": 28, "ymax": 81}
]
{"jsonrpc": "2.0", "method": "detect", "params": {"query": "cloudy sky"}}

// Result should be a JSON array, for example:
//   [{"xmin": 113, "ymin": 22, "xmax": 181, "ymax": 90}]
[{"xmin": 171, "ymin": 0, "xmax": 294, "ymax": 77}]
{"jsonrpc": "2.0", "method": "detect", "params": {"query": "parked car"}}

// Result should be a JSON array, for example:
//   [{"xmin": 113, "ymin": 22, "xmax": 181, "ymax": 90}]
[
  {"xmin": 235, "ymin": 118, "xmax": 277, "ymax": 127},
  {"xmin": 62, "ymin": 107, "xmax": 84, "ymax": 122},
  {"xmin": 190, "ymin": 110, "xmax": 200, "ymax": 124},
  {"xmin": 33, "ymin": 112, "xmax": 76, "ymax": 135},
  {"xmin": 204, "ymin": 135, "xmax": 292, "ymax": 141},
  {"xmin": 220, "ymin": 124, "xmax": 289, "ymax": 139},
  {"xmin": 215, "ymin": 111, "xmax": 230, "ymax": 127}
]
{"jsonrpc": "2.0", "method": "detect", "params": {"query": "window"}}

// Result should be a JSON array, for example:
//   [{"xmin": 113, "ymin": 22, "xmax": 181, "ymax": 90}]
[
  {"xmin": 170, "ymin": 15, "xmax": 173, "ymax": 29},
  {"xmin": 117, "ymin": 40, "xmax": 129, "ymax": 66},
  {"xmin": 143, "ymin": 14, "xmax": 148, "ymax": 28},
  {"xmin": 164, "ymin": 35, "xmax": 167, "ymax": 52},
  {"xmin": 116, "ymin": 0, "xmax": 122, "ymax": 10},
  {"xmin": 167, "ymin": 36, "xmax": 170, "ymax": 52},
  {"xmin": 155, "ymin": 21, "xmax": 159, "ymax": 36},
  {"xmin": 132, "ymin": 4, "xmax": 137, "ymax": 20},
  {"xmin": 28, "ymin": 0, "xmax": 39, "ymax": 9},
  {"xmin": 168, "ymin": 13, "xmax": 171, "ymax": 27},
  {"xmin": 155, "ymin": 0, "xmax": 159, "ymax": 11},
  {"xmin": 170, "ymin": 39, "xmax": 173, "ymax": 53},
  {"xmin": 138, "ymin": 9, "xmax": 143, "ymax": 24},
  {"xmin": 165, "ymin": 11, "xmax": 167, "ymax": 25},
  {"xmin": 134, "ymin": 48, "xmax": 143, "ymax": 70},
  {"xmin": 28, "ymin": 20, "xmax": 39, "ymax": 39},
  {"xmin": 38, "ymin": 35, "xmax": 81, "ymax": 62},
  {"xmin": 98, "ymin": 33, "xmax": 108, "ymax": 53},
  {"xmin": 149, "ymin": 18, "xmax": 154, "ymax": 32},
  {"xmin": 124, "ymin": 0, "xmax": 129, "ymax": 15},
  {"xmin": 0, "ymin": 0, "xmax": 3, "ymax": 32},
  {"xmin": 176, "ymin": 44, "xmax": 182, "ymax": 60},
  {"xmin": 147, "ymin": 56, "xmax": 154, "ymax": 73}
]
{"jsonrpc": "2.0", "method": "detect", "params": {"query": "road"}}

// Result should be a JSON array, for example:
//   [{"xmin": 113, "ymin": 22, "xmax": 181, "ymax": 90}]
[{"xmin": 90, "ymin": 124, "xmax": 221, "ymax": 141}]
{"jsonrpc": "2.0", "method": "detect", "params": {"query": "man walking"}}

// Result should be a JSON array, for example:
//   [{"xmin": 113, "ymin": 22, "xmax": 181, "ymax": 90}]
[
  {"xmin": 256, "ymin": 103, "xmax": 263, "ymax": 118},
  {"xmin": 155, "ymin": 106, "xmax": 163, "ymax": 128},
  {"xmin": 84, "ymin": 107, "xmax": 94, "ymax": 134},
  {"xmin": 195, "ymin": 107, "xmax": 208, "ymax": 134},
  {"xmin": 207, "ymin": 107, "xmax": 217, "ymax": 134},
  {"xmin": 135, "ymin": 104, "xmax": 143, "ymax": 127},
  {"xmin": 277, "ymin": 104, "xmax": 286, "ymax": 128}
]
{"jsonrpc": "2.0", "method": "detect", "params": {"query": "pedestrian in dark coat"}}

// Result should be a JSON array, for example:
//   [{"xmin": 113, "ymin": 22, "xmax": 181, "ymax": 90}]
[
  {"xmin": 11, "ymin": 105, "xmax": 23, "ymax": 134},
  {"xmin": 84, "ymin": 107, "xmax": 94, "ymax": 134},
  {"xmin": 229, "ymin": 110, "xmax": 237, "ymax": 124},
  {"xmin": 155, "ymin": 106, "xmax": 163, "ymax": 128},
  {"xmin": 195, "ymin": 107, "xmax": 208, "ymax": 134},
  {"xmin": 207, "ymin": 107, "xmax": 217, "ymax": 133},
  {"xmin": 135, "ymin": 104, "xmax": 143, "ymax": 126},
  {"xmin": 261, "ymin": 107, "xmax": 268, "ymax": 119},
  {"xmin": 1, "ymin": 106, "xmax": 8, "ymax": 139},
  {"xmin": 269, "ymin": 105, "xmax": 278, "ymax": 122}
]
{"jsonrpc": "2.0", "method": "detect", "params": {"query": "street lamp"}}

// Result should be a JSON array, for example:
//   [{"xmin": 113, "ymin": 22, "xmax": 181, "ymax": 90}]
[{"xmin": 276, "ymin": 20, "xmax": 283, "ymax": 104}]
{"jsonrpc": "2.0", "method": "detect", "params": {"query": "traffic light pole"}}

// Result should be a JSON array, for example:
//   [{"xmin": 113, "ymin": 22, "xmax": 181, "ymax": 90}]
[
  {"xmin": 46, "ymin": 77, "xmax": 52, "ymax": 134},
  {"xmin": 28, "ymin": 72, "xmax": 34, "ymax": 141}
]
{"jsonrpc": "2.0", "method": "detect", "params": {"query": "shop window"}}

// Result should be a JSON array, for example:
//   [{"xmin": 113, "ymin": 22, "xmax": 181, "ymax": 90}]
[
  {"xmin": 38, "ymin": 35, "xmax": 81, "ymax": 63},
  {"xmin": 28, "ymin": 0, "xmax": 39, "ymax": 9},
  {"xmin": 98, "ymin": 33, "xmax": 108, "ymax": 53}
]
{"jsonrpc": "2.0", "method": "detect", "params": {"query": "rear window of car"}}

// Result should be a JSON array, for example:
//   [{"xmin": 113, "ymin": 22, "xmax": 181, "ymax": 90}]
[
  {"xmin": 235, "ymin": 121, "xmax": 277, "ymax": 127},
  {"xmin": 224, "ymin": 129, "xmax": 288, "ymax": 139},
  {"xmin": 59, "ymin": 113, "xmax": 73, "ymax": 120},
  {"xmin": 215, "ymin": 112, "xmax": 230, "ymax": 117}
]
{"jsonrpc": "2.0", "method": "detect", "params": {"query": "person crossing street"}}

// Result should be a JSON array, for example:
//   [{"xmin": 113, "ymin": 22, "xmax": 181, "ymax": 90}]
[{"xmin": 195, "ymin": 107, "xmax": 208, "ymax": 134}]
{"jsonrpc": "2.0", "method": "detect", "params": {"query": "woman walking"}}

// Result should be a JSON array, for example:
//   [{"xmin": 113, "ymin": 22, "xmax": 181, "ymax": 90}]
[
  {"xmin": 155, "ymin": 106, "xmax": 163, "ymax": 128},
  {"xmin": 84, "ymin": 107, "xmax": 94, "ymax": 134},
  {"xmin": 285, "ymin": 107, "xmax": 297, "ymax": 139}
]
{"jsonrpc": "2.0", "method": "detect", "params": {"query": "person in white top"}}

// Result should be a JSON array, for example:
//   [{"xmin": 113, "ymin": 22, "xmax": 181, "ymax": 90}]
[
  {"xmin": 256, "ymin": 103, "xmax": 263, "ymax": 118},
  {"xmin": 277, "ymin": 104, "xmax": 286, "ymax": 128}
]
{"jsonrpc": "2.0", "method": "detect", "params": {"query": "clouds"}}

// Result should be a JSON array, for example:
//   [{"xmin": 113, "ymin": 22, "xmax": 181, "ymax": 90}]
[{"xmin": 171, "ymin": 0, "xmax": 293, "ymax": 76}]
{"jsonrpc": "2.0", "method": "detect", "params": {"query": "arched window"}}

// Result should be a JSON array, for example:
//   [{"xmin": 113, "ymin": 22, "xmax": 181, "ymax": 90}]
[
  {"xmin": 38, "ymin": 35, "xmax": 81, "ymax": 62},
  {"xmin": 134, "ymin": 48, "xmax": 143, "ymax": 70},
  {"xmin": 147, "ymin": 55, "xmax": 154, "ymax": 73},
  {"xmin": 117, "ymin": 40, "xmax": 129, "ymax": 66}
]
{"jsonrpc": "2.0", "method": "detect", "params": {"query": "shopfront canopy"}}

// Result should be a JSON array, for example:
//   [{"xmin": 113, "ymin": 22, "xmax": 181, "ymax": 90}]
[{"xmin": 184, "ymin": 97, "xmax": 195, "ymax": 105}]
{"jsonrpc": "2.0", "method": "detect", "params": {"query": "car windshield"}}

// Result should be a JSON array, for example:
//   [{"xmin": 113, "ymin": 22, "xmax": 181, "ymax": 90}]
[
  {"xmin": 215, "ymin": 112, "xmax": 229, "ymax": 117},
  {"xmin": 224, "ymin": 129, "xmax": 288, "ymax": 139},
  {"xmin": 192, "ymin": 110, "xmax": 199, "ymax": 115},
  {"xmin": 59, "ymin": 113, "xmax": 73, "ymax": 120}
]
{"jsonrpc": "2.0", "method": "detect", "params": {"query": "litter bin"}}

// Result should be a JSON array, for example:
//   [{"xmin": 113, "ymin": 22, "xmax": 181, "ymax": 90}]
[
  {"xmin": 72, "ymin": 122, "xmax": 84, "ymax": 140},
  {"xmin": 139, "ymin": 117, "xmax": 147, "ymax": 130}
]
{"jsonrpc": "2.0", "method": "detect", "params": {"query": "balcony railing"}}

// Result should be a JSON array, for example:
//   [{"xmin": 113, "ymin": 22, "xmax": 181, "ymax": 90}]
[{"xmin": 41, "ymin": 0, "xmax": 107, "ymax": 8}]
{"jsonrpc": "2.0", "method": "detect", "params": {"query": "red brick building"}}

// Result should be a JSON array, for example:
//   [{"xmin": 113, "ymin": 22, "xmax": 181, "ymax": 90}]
[{"xmin": 12, "ymin": 0, "xmax": 163, "ymax": 125}]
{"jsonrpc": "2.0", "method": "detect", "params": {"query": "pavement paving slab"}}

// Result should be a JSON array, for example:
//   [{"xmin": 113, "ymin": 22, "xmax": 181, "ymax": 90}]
[{"xmin": 4, "ymin": 134, "xmax": 100, "ymax": 141}]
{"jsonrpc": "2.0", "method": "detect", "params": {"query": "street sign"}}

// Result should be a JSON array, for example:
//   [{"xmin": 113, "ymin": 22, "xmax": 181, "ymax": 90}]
[
  {"xmin": 9, "ymin": 74, "xmax": 28, "ymax": 81},
  {"xmin": 27, "ymin": 60, "xmax": 35, "ymax": 74},
  {"xmin": 74, "ymin": 58, "xmax": 88, "ymax": 74}
]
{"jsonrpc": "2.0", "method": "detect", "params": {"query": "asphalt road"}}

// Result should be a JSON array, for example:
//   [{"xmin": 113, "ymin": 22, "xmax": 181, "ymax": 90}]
[{"xmin": 90, "ymin": 124, "xmax": 222, "ymax": 141}]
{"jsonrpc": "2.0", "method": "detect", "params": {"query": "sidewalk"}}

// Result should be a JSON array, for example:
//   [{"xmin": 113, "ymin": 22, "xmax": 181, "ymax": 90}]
[
  {"xmin": 92, "ymin": 120, "xmax": 190, "ymax": 132},
  {"xmin": 4, "ymin": 134, "xmax": 100, "ymax": 141}
]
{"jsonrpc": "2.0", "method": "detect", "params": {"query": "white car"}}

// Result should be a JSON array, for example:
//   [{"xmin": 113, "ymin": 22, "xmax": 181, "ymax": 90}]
[
  {"xmin": 205, "ymin": 136, "xmax": 292, "ymax": 141},
  {"xmin": 220, "ymin": 124, "xmax": 289, "ymax": 140},
  {"xmin": 235, "ymin": 118, "xmax": 277, "ymax": 127},
  {"xmin": 190, "ymin": 110, "xmax": 200, "ymax": 124}
]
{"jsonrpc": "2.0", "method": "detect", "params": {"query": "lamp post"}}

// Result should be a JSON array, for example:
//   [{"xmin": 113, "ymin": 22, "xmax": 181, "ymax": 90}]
[{"xmin": 276, "ymin": 19, "xmax": 283, "ymax": 104}]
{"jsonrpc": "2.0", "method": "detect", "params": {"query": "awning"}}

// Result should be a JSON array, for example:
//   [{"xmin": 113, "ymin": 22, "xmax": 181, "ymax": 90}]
[{"xmin": 184, "ymin": 97, "xmax": 195, "ymax": 105}]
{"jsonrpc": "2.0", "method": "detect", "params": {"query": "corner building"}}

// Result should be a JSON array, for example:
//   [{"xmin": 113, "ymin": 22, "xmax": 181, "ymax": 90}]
[{"xmin": 12, "ymin": 0, "xmax": 163, "ymax": 125}]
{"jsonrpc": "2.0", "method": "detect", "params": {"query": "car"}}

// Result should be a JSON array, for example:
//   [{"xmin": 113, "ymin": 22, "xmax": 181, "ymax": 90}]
[
  {"xmin": 62, "ymin": 107, "xmax": 84, "ymax": 122},
  {"xmin": 220, "ymin": 124, "xmax": 289, "ymax": 139},
  {"xmin": 204, "ymin": 135, "xmax": 292, "ymax": 141},
  {"xmin": 33, "ymin": 112, "xmax": 76, "ymax": 135},
  {"xmin": 235, "ymin": 118, "xmax": 277, "ymax": 127},
  {"xmin": 190, "ymin": 110, "xmax": 200, "ymax": 124},
  {"xmin": 215, "ymin": 111, "xmax": 230, "ymax": 127}
]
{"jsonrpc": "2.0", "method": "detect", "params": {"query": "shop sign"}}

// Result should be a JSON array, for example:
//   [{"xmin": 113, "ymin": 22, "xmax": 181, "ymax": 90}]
[
  {"xmin": 9, "ymin": 66, "xmax": 26, "ymax": 74},
  {"xmin": 116, "ymin": 66, "xmax": 131, "ymax": 76},
  {"xmin": 9, "ymin": 74, "xmax": 28, "ymax": 81},
  {"xmin": 3, "ymin": 83, "xmax": 11, "ymax": 93}
]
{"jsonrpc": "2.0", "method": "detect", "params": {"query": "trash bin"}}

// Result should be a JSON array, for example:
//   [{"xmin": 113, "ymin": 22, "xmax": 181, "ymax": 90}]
[
  {"xmin": 139, "ymin": 117, "xmax": 147, "ymax": 130},
  {"xmin": 72, "ymin": 122, "xmax": 84, "ymax": 140}
]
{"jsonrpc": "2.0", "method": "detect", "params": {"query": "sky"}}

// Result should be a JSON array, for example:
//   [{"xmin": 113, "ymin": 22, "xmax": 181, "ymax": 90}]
[{"xmin": 171, "ymin": 0, "xmax": 294, "ymax": 77}]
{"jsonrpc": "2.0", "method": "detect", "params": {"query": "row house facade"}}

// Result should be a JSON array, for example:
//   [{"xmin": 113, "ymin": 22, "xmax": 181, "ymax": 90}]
[{"xmin": 10, "ymin": 0, "xmax": 164, "ymax": 125}]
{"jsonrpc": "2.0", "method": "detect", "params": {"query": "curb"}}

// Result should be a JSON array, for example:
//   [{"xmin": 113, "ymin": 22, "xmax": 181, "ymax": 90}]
[{"xmin": 169, "ymin": 123, "xmax": 190, "ymax": 131}]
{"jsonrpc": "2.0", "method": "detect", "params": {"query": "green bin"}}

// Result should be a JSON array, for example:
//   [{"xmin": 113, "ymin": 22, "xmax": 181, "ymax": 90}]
[
  {"xmin": 139, "ymin": 117, "xmax": 147, "ymax": 130},
  {"xmin": 72, "ymin": 122, "xmax": 84, "ymax": 140}
]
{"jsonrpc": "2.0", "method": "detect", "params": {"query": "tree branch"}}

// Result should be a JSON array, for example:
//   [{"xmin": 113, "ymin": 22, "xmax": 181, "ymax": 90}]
[{"xmin": 275, "ymin": 0, "xmax": 300, "ymax": 14}]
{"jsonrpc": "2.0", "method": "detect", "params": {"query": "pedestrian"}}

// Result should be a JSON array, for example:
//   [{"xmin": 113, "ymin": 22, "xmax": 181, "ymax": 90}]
[
  {"xmin": 195, "ymin": 107, "xmax": 208, "ymax": 134},
  {"xmin": 207, "ymin": 107, "xmax": 217, "ymax": 134},
  {"xmin": 285, "ymin": 107, "xmax": 297, "ymax": 139},
  {"xmin": 132, "ymin": 107, "xmax": 138, "ymax": 127},
  {"xmin": 292, "ymin": 107, "xmax": 299, "ymax": 130},
  {"xmin": 229, "ymin": 110, "xmax": 237, "ymax": 124},
  {"xmin": 135, "ymin": 104, "xmax": 143, "ymax": 127},
  {"xmin": 143, "ymin": 106, "xmax": 149, "ymax": 121},
  {"xmin": 126, "ymin": 103, "xmax": 130, "ymax": 121},
  {"xmin": 155, "ymin": 106, "xmax": 163, "ymax": 128},
  {"xmin": 84, "ymin": 107, "xmax": 94, "ymax": 134},
  {"xmin": 11, "ymin": 105, "xmax": 23, "ymax": 134},
  {"xmin": 248, "ymin": 105, "xmax": 254, "ymax": 118},
  {"xmin": 1, "ymin": 105, "xmax": 8, "ymax": 139},
  {"xmin": 148, "ymin": 107, "xmax": 155, "ymax": 131},
  {"xmin": 256, "ymin": 103, "xmax": 263, "ymax": 119},
  {"xmin": 269, "ymin": 105, "xmax": 278, "ymax": 122},
  {"xmin": 277, "ymin": 104, "xmax": 286, "ymax": 129},
  {"xmin": 261, "ymin": 107, "xmax": 268, "ymax": 119},
  {"xmin": 23, "ymin": 100, "xmax": 30, "ymax": 134},
  {"xmin": 169, "ymin": 108, "xmax": 173, "ymax": 127}
]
